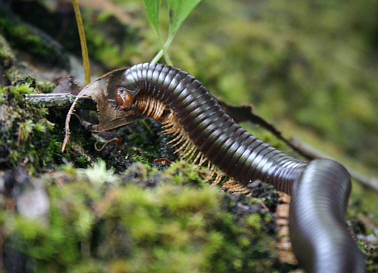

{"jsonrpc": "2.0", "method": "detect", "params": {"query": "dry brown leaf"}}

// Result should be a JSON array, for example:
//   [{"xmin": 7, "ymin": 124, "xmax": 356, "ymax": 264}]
[{"xmin": 62, "ymin": 69, "xmax": 142, "ymax": 152}]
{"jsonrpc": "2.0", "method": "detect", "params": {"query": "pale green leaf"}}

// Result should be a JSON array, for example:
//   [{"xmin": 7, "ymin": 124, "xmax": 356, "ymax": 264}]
[
  {"xmin": 144, "ymin": 0, "xmax": 161, "ymax": 37},
  {"xmin": 167, "ymin": 0, "xmax": 202, "ymax": 38}
]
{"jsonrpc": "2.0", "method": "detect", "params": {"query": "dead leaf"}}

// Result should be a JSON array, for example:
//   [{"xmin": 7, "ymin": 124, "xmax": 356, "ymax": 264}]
[{"xmin": 62, "ymin": 69, "xmax": 142, "ymax": 152}]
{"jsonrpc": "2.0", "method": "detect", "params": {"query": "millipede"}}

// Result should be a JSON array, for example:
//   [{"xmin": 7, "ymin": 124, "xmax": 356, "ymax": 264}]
[{"xmin": 102, "ymin": 62, "xmax": 365, "ymax": 273}]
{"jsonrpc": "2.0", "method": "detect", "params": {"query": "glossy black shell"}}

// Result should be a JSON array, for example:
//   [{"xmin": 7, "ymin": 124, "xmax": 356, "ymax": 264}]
[{"xmin": 113, "ymin": 63, "xmax": 365, "ymax": 273}]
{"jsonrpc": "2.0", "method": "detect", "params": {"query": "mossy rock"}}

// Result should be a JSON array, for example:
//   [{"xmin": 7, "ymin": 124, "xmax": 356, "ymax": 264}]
[{"xmin": 0, "ymin": 4, "xmax": 69, "ymax": 69}]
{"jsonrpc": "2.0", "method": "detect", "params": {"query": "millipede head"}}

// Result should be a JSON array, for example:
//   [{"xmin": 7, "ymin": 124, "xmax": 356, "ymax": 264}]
[
  {"xmin": 115, "ymin": 86, "xmax": 133, "ymax": 110},
  {"xmin": 107, "ymin": 68, "xmax": 140, "ymax": 109}
]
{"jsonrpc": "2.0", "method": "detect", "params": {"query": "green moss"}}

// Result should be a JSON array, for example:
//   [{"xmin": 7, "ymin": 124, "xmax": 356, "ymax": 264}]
[
  {"xmin": 0, "ymin": 34, "xmax": 15, "ymax": 64},
  {"xmin": 36, "ymin": 81, "xmax": 56, "ymax": 93},
  {"xmin": 84, "ymin": 160, "xmax": 117, "ymax": 186},
  {"xmin": 129, "ymin": 152, "xmax": 151, "ymax": 165},
  {"xmin": 165, "ymin": 161, "xmax": 204, "ymax": 186},
  {"xmin": 17, "ymin": 119, "xmax": 34, "ymax": 143},
  {"xmin": 1, "ymin": 163, "xmax": 281, "ymax": 273},
  {"xmin": 246, "ymin": 214, "xmax": 262, "ymax": 232},
  {"xmin": 0, "ymin": 85, "xmax": 5, "ymax": 104},
  {"xmin": 33, "ymin": 122, "xmax": 47, "ymax": 133},
  {"xmin": 0, "ymin": 80, "xmax": 65, "ymax": 171},
  {"xmin": 0, "ymin": 18, "xmax": 41, "ymax": 54},
  {"xmin": 9, "ymin": 83, "xmax": 33, "ymax": 99},
  {"xmin": 4, "ymin": 65, "xmax": 25, "ymax": 84},
  {"xmin": 0, "ymin": 15, "xmax": 68, "ymax": 67}
]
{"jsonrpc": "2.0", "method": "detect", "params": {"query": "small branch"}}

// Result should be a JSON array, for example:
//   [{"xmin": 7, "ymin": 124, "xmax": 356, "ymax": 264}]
[
  {"xmin": 25, "ymin": 94, "xmax": 96, "ymax": 110},
  {"xmin": 216, "ymin": 97, "xmax": 310, "ymax": 158},
  {"xmin": 289, "ymin": 137, "xmax": 378, "ymax": 191}
]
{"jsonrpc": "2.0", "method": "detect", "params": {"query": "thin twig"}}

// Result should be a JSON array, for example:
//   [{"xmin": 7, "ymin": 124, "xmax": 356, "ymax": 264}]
[
  {"xmin": 289, "ymin": 137, "xmax": 378, "ymax": 191},
  {"xmin": 25, "ymin": 94, "xmax": 96, "ymax": 110},
  {"xmin": 216, "ymin": 97, "xmax": 310, "ymax": 158},
  {"xmin": 62, "ymin": 94, "xmax": 85, "ymax": 152}
]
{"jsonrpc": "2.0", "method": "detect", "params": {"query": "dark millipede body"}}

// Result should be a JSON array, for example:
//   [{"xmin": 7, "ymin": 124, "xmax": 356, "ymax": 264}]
[
  {"xmin": 290, "ymin": 159, "xmax": 365, "ymax": 273},
  {"xmin": 108, "ymin": 63, "xmax": 365, "ymax": 273}
]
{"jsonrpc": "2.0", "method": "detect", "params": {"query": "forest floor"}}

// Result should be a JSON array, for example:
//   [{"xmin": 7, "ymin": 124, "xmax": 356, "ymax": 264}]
[{"xmin": 0, "ymin": 1, "xmax": 377, "ymax": 272}]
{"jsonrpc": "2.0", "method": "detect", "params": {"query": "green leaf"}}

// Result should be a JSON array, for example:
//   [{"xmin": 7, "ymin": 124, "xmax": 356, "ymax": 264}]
[
  {"xmin": 167, "ymin": 0, "xmax": 201, "ymax": 38},
  {"xmin": 144, "ymin": 0, "xmax": 161, "ymax": 37},
  {"xmin": 150, "ymin": 0, "xmax": 202, "ymax": 65}
]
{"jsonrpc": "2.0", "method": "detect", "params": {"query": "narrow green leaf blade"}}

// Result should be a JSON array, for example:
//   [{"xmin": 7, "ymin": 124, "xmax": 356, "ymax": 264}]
[
  {"xmin": 167, "ymin": 0, "xmax": 201, "ymax": 38},
  {"xmin": 144, "ymin": 0, "xmax": 161, "ymax": 36}
]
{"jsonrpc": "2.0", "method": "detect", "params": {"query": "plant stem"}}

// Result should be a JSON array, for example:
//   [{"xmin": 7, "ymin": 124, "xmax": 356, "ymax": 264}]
[
  {"xmin": 163, "ymin": 53, "xmax": 173, "ymax": 66},
  {"xmin": 151, "ymin": 49, "xmax": 164, "ymax": 64},
  {"xmin": 72, "ymin": 0, "xmax": 91, "ymax": 84},
  {"xmin": 151, "ymin": 36, "xmax": 174, "ymax": 65}
]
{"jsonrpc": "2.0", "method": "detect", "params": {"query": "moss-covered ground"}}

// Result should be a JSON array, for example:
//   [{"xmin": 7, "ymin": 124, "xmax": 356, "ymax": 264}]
[
  {"xmin": 0, "ymin": 0, "xmax": 377, "ymax": 272},
  {"xmin": 1, "ymin": 161, "xmax": 289, "ymax": 273}
]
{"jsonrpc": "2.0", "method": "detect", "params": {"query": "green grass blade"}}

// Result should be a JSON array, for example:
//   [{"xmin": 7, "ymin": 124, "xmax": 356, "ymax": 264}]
[{"xmin": 150, "ymin": 0, "xmax": 201, "ymax": 65}]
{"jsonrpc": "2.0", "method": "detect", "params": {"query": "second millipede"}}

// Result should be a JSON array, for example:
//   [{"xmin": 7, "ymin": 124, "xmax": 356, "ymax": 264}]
[{"xmin": 107, "ymin": 63, "xmax": 365, "ymax": 273}]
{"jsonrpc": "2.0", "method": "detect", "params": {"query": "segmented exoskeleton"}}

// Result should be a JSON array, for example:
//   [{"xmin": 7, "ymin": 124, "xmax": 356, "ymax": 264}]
[{"xmin": 108, "ymin": 63, "xmax": 365, "ymax": 273}]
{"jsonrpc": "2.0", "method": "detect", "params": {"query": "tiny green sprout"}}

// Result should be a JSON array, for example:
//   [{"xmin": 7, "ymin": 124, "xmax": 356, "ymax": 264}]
[
  {"xmin": 84, "ymin": 160, "xmax": 118, "ymax": 185},
  {"xmin": 77, "ymin": 156, "xmax": 87, "ymax": 164},
  {"xmin": 36, "ymin": 81, "xmax": 56, "ymax": 93},
  {"xmin": 33, "ymin": 122, "xmax": 46, "ymax": 133},
  {"xmin": 39, "ymin": 107, "xmax": 49, "ymax": 116},
  {"xmin": 18, "ymin": 119, "xmax": 34, "ymax": 144},
  {"xmin": 10, "ymin": 83, "xmax": 33, "ymax": 100}
]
